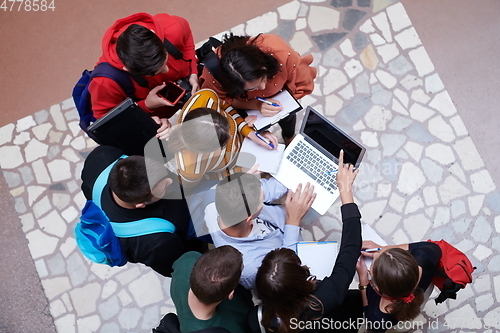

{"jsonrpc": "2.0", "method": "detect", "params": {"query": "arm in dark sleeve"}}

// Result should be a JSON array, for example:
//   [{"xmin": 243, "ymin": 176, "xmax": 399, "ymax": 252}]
[
  {"xmin": 122, "ymin": 232, "xmax": 187, "ymax": 277},
  {"xmin": 409, "ymin": 242, "xmax": 442, "ymax": 289},
  {"xmin": 313, "ymin": 203, "xmax": 362, "ymax": 313}
]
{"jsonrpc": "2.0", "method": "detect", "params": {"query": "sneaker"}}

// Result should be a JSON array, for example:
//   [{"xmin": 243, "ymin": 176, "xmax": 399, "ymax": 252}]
[{"xmin": 154, "ymin": 313, "xmax": 179, "ymax": 333}]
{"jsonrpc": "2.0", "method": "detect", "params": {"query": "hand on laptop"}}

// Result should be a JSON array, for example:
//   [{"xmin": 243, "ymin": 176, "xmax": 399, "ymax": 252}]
[
  {"xmin": 336, "ymin": 150, "xmax": 358, "ymax": 205},
  {"xmin": 285, "ymin": 183, "xmax": 316, "ymax": 226},
  {"xmin": 152, "ymin": 116, "xmax": 172, "ymax": 140}
]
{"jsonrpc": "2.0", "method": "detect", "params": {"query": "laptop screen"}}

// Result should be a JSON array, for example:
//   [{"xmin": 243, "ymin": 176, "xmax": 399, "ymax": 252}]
[{"xmin": 302, "ymin": 107, "xmax": 364, "ymax": 166}]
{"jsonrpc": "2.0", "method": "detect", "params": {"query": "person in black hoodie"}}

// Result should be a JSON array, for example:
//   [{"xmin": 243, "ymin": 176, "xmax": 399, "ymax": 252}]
[{"xmin": 248, "ymin": 150, "xmax": 363, "ymax": 333}]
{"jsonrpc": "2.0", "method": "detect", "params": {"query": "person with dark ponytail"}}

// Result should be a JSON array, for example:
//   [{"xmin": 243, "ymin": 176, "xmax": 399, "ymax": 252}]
[
  {"xmin": 248, "ymin": 150, "xmax": 364, "ymax": 333},
  {"xmin": 200, "ymin": 33, "xmax": 317, "ymax": 145},
  {"xmin": 357, "ymin": 241, "xmax": 442, "ymax": 332}
]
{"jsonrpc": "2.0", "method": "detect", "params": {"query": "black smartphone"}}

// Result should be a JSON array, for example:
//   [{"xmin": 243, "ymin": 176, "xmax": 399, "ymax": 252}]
[{"xmin": 157, "ymin": 81, "xmax": 186, "ymax": 104}]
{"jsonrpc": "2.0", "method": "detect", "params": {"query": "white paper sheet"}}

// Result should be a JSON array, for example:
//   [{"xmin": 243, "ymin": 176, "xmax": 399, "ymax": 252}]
[
  {"xmin": 246, "ymin": 90, "xmax": 302, "ymax": 131},
  {"xmin": 236, "ymin": 139, "xmax": 285, "ymax": 174},
  {"xmin": 296, "ymin": 241, "xmax": 339, "ymax": 280}
]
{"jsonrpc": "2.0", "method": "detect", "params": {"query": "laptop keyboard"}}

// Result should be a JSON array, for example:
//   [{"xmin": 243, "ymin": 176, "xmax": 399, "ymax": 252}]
[{"xmin": 286, "ymin": 141, "xmax": 338, "ymax": 194}]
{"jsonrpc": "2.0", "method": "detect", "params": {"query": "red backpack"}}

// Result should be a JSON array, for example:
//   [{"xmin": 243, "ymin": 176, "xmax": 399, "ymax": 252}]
[{"xmin": 428, "ymin": 239, "xmax": 476, "ymax": 304}]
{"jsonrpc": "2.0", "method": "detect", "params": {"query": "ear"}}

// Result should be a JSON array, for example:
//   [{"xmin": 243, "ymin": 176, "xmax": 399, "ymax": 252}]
[
  {"xmin": 227, "ymin": 290, "xmax": 235, "ymax": 300},
  {"xmin": 245, "ymin": 215, "xmax": 253, "ymax": 225},
  {"xmin": 135, "ymin": 202, "xmax": 147, "ymax": 209}
]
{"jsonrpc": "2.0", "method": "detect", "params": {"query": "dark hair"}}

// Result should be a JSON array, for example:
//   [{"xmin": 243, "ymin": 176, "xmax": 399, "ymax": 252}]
[
  {"xmin": 371, "ymin": 248, "xmax": 424, "ymax": 321},
  {"xmin": 168, "ymin": 107, "xmax": 230, "ymax": 153},
  {"xmin": 219, "ymin": 33, "xmax": 279, "ymax": 99},
  {"xmin": 108, "ymin": 156, "xmax": 169, "ymax": 204},
  {"xmin": 255, "ymin": 248, "xmax": 323, "ymax": 333},
  {"xmin": 116, "ymin": 24, "xmax": 167, "ymax": 76},
  {"xmin": 215, "ymin": 172, "xmax": 262, "ymax": 227},
  {"xmin": 190, "ymin": 245, "xmax": 243, "ymax": 305}
]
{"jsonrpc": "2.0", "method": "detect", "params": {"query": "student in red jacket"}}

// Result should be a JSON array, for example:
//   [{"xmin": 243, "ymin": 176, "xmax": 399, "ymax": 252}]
[{"xmin": 89, "ymin": 12, "xmax": 199, "ymax": 138}]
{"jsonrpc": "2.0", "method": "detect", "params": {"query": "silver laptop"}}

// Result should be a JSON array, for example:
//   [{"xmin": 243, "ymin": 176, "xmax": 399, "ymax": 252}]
[{"xmin": 272, "ymin": 106, "xmax": 366, "ymax": 215}]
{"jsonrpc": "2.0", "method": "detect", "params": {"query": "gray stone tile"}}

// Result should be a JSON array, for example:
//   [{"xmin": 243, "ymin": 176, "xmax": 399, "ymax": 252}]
[
  {"xmin": 387, "ymin": 55, "xmax": 413, "ymax": 75},
  {"xmin": 388, "ymin": 116, "xmax": 412, "ymax": 131},
  {"xmin": 355, "ymin": 72, "xmax": 370, "ymax": 94},
  {"xmin": 141, "ymin": 305, "xmax": 160, "ymax": 330},
  {"xmin": 429, "ymin": 227, "xmax": 456, "ymax": 244},
  {"xmin": 358, "ymin": 0, "xmax": 371, "ymax": 7},
  {"xmin": 487, "ymin": 255, "xmax": 500, "ymax": 272},
  {"xmin": 48, "ymin": 145, "xmax": 61, "ymax": 160},
  {"xmin": 47, "ymin": 253, "xmax": 66, "ymax": 276},
  {"xmin": 343, "ymin": 9, "xmax": 367, "ymax": 31},
  {"xmin": 49, "ymin": 183, "xmax": 67, "ymax": 192},
  {"xmin": 64, "ymin": 109, "xmax": 79, "ymax": 121},
  {"xmin": 312, "ymin": 32, "xmax": 348, "ymax": 51},
  {"xmin": 15, "ymin": 197, "xmax": 27, "ymax": 214},
  {"xmin": 406, "ymin": 123, "xmax": 436, "ymax": 143},
  {"xmin": 471, "ymin": 216, "xmax": 493, "ymax": 243},
  {"xmin": 67, "ymin": 252, "xmax": 89, "ymax": 287},
  {"xmin": 3, "ymin": 171, "xmax": 21, "ymax": 188},
  {"xmin": 98, "ymin": 296, "xmax": 120, "ymax": 320},
  {"xmin": 274, "ymin": 20, "xmax": 295, "ymax": 41},
  {"xmin": 99, "ymin": 322, "xmax": 120, "ymax": 333},
  {"xmin": 34, "ymin": 109, "xmax": 50, "ymax": 124},
  {"xmin": 18, "ymin": 166, "xmax": 34, "ymax": 185},
  {"xmin": 371, "ymin": 84, "xmax": 392, "ymax": 106},
  {"xmin": 380, "ymin": 158, "xmax": 401, "ymax": 182},
  {"xmin": 420, "ymin": 158, "xmax": 443, "ymax": 184},
  {"xmin": 330, "ymin": 0, "xmax": 352, "ymax": 7},
  {"xmin": 336, "ymin": 96, "xmax": 372, "ymax": 125},
  {"xmin": 353, "ymin": 32, "xmax": 369, "ymax": 51},
  {"xmin": 451, "ymin": 217, "xmax": 472, "ymax": 234},
  {"xmin": 450, "ymin": 199, "xmax": 466, "ymax": 218},
  {"xmin": 492, "ymin": 236, "xmax": 500, "ymax": 252},
  {"xmin": 322, "ymin": 47, "xmax": 345, "ymax": 68},
  {"xmin": 298, "ymin": 3, "xmax": 309, "ymax": 17},
  {"xmin": 486, "ymin": 191, "xmax": 500, "ymax": 213},
  {"xmin": 118, "ymin": 307, "xmax": 142, "ymax": 330}
]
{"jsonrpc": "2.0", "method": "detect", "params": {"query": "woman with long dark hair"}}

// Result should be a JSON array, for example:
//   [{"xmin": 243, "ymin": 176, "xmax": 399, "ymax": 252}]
[
  {"xmin": 200, "ymin": 33, "xmax": 317, "ymax": 145},
  {"xmin": 248, "ymin": 151, "xmax": 364, "ymax": 333}
]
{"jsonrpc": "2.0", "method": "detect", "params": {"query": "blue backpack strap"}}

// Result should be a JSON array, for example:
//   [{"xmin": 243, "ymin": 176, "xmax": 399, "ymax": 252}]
[
  {"xmin": 92, "ymin": 154, "xmax": 175, "ymax": 236},
  {"xmin": 92, "ymin": 154, "xmax": 128, "ymax": 208},
  {"xmin": 90, "ymin": 62, "xmax": 135, "ymax": 98},
  {"xmin": 110, "ymin": 218, "xmax": 175, "ymax": 237}
]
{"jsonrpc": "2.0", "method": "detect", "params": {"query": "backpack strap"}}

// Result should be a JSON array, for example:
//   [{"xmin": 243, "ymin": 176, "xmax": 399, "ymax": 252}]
[
  {"xmin": 110, "ymin": 217, "xmax": 175, "ymax": 237},
  {"xmin": 92, "ymin": 154, "xmax": 175, "ymax": 236},
  {"xmin": 92, "ymin": 154, "xmax": 128, "ymax": 208},
  {"xmin": 90, "ymin": 63, "xmax": 136, "ymax": 99}
]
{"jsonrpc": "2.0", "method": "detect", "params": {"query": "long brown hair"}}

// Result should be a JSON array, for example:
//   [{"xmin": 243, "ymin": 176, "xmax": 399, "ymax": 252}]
[
  {"xmin": 255, "ymin": 248, "xmax": 323, "ymax": 333},
  {"xmin": 371, "ymin": 248, "xmax": 424, "ymax": 321}
]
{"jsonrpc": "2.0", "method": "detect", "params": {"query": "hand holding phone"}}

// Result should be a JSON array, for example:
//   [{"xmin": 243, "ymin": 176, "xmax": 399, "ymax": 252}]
[{"xmin": 157, "ymin": 81, "xmax": 186, "ymax": 105}]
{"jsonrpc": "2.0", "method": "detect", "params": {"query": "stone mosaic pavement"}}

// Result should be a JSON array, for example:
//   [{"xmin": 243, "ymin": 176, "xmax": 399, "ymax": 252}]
[{"xmin": 1, "ymin": 0, "xmax": 500, "ymax": 332}]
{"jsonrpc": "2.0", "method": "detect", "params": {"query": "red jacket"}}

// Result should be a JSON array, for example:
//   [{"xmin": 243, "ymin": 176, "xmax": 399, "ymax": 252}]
[{"xmin": 89, "ymin": 13, "xmax": 198, "ymax": 119}]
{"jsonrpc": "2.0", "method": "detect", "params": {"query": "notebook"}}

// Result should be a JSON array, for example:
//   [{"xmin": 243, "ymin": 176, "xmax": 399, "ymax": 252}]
[
  {"xmin": 246, "ymin": 90, "xmax": 302, "ymax": 132},
  {"xmin": 87, "ymin": 98, "xmax": 160, "ymax": 156},
  {"xmin": 296, "ymin": 241, "xmax": 339, "ymax": 279},
  {"xmin": 272, "ymin": 106, "xmax": 366, "ymax": 215},
  {"xmin": 362, "ymin": 224, "xmax": 387, "ymax": 269},
  {"xmin": 235, "ymin": 139, "xmax": 286, "ymax": 174}
]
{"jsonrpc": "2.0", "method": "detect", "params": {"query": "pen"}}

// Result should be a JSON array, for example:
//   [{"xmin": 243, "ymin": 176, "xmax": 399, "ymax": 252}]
[
  {"xmin": 362, "ymin": 248, "xmax": 382, "ymax": 252},
  {"xmin": 255, "ymin": 97, "xmax": 280, "ymax": 107},
  {"xmin": 327, "ymin": 169, "xmax": 338, "ymax": 175},
  {"xmin": 255, "ymin": 132, "xmax": 275, "ymax": 149}
]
